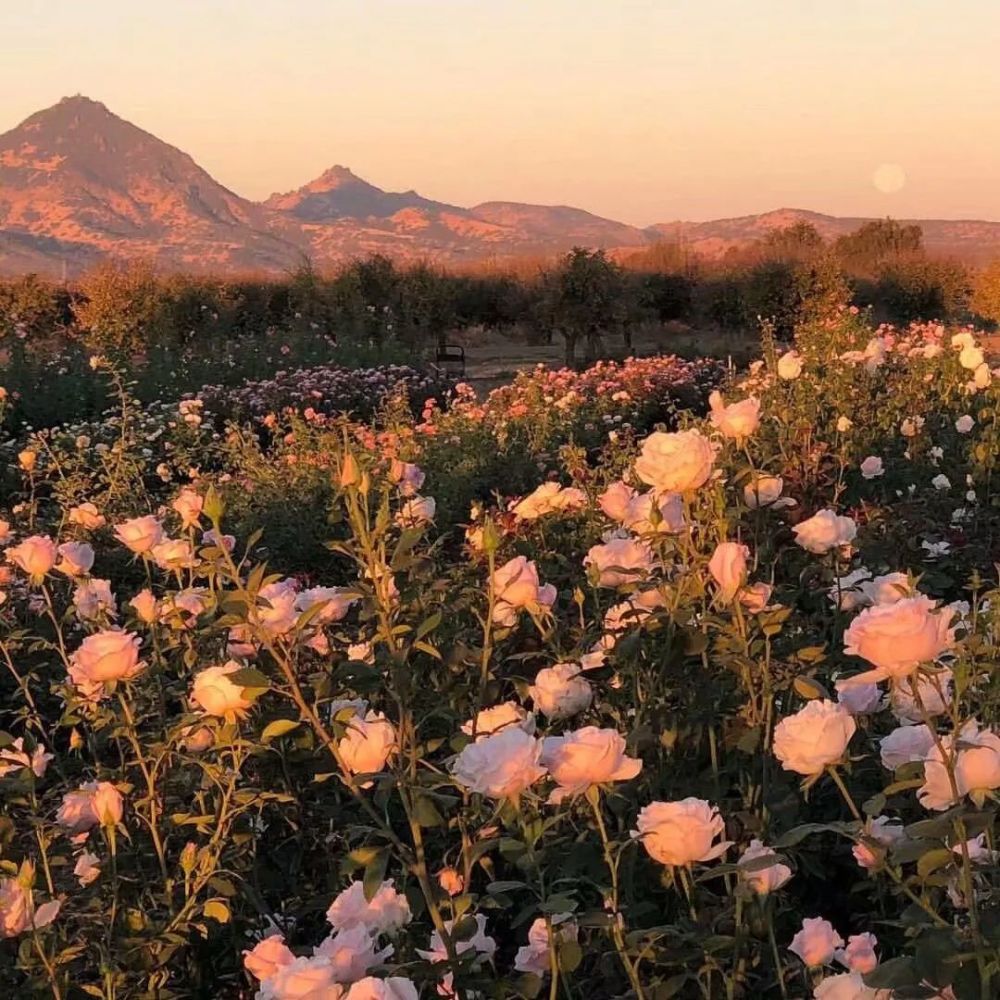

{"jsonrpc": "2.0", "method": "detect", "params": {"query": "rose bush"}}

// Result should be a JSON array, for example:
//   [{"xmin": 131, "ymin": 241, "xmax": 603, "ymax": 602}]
[{"xmin": 0, "ymin": 310, "xmax": 998, "ymax": 997}]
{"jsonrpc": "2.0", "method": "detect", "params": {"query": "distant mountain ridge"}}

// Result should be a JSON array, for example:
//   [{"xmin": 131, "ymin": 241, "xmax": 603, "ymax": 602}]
[{"xmin": 1, "ymin": 97, "xmax": 999, "ymax": 276}]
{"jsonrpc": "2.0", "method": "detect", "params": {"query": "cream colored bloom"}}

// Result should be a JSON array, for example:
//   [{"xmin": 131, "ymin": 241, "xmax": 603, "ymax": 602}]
[
  {"xmin": 773, "ymin": 701, "xmax": 855, "ymax": 776},
  {"xmin": 634, "ymin": 429, "xmax": 716, "ymax": 493},
  {"xmin": 631, "ymin": 798, "xmax": 731, "ymax": 866},
  {"xmin": 540, "ymin": 727, "xmax": 642, "ymax": 803},
  {"xmin": 452, "ymin": 727, "xmax": 546, "ymax": 800}
]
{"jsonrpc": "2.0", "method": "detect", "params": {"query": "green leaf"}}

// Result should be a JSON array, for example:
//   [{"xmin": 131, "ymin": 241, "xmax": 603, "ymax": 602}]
[
  {"xmin": 363, "ymin": 849, "xmax": 389, "ymax": 902},
  {"xmin": 227, "ymin": 668, "xmax": 270, "ymax": 690},
  {"xmin": 261, "ymin": 719, "xmax": 300, "ymax": 742}
]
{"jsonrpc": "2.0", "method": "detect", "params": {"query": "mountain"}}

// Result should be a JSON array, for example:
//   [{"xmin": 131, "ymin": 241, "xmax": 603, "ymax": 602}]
[
  {"xmin": 264, "ymin": 165, "xmax": 461, "ymax": 220},
  {"xmin": 0, "ymin": 95, "xmax": 303, "ymax": 272},
  {"xmin": 2, "ymin": 98, "xmax": 1000, "ymax": 277}
]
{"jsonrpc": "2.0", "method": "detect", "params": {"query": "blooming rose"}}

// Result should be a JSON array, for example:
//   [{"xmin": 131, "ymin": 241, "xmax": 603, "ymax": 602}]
[
  {"xmin": 172, "ymin": 489, "xmax": 203, "ymax": 529},
  {"xmin": 598, "ymin": 480, "xmax": 636, "ymax": 521},
  {"xmin": 256, "ymin": 955, "xmax": 342, "ymax": 999},
  {"xmin": 129, "ymin": 588, "xmax": 159, "ymax": 623},
  {"xmin": 860, "ymin": 456, "xmax": 884, "ymax": 480},
  {"xmin": 842, "ymin": 596, "xmax": 954, "ymax": 684},
  {"xmin": 56, "ymin": 541, "xmax": 95, "ymax": 577},
  {"xmin": 835, "ymin": 679, "xmax": 883, "ymax": 715},
  {"xmin": 859, "ymin": 572, "xmax": 911, "ymax": 607},
  {"xmin": 114, "ymin": 516, "xmax": 164, "ymax": 555},
  {"xmin": 888, "ymin": 668, "xmax": 952, "ymax": 723},
  {"xmin": 740, "ymin": 582, "xmax": 775, "ymax": 614},
  {"xmin": 338, "ymin": 712, "xmax": 397, "ymax": 784},
  {"xmin": 295, "ymin": 586, "xmax": 358, "ymax": 624},
  {"xmin": 879, "ymin": 724, "xmax": 935, "ymax": 770},
  {"xmin": 72, "ymin": 579, "xmax": 117, "ymax": 622},
  {"xmin": 69, "ymin": 631, "xmax": 143, "ymax": 695},
  {"xmin": 491, "ymin": 556, "xmax": 556, "ymax": 625},
  {"xmin": 835, "ymin": 933, "xmax": 878, "ymax": 974},
  {"xmin": 513, "ymin": 482, "xmax": 586, "ymax": 520},
  {"xmin": 0, "ymin": 738, "xmax": 52, "ymax": 779},
  {"xmin": 743, "ymin": 474, "xmax": 793, "ymax": 509},
  {"xmin": 540, "ymin": 727, "xmax": 642, "ymax": 803},
  {"xmin": 253, "ymin": 579, "xmax": 300, "ymax": 636},
  {"xmin": 599, "ymin": 590, "xmax": 666, "ymax": 649},
  {"xmin": 814, "ymin": 972, "xmax": 887, "ymax": 999},
  {"xmin": 243, "ymin": 933, "xmax": 295, "ymax": 981},
  {"xmin": 0, "ymin": 878, "xmax": 59, "ymax": 938},
  {"xmin": 461, "ymin": 701, "xmax": 534, "ymax": 741},
  {"xmin": 68, "ymin": 503, "xmax": 106, "ymax": 530},
  {"xmin": 389, "ymin": 459, "xmax": 425, "ymax": 497},
  {"xmin": 773, "ymin": 701, "xmax": 856, "ymax": 776},
  {"xmin": 631, "ymin": 798, "xmax": 731, "ymax": 867},
  {"xmin": 6, "ymin": 535, "xmax": 57, "ymax": 578},
  {"xmin": 918, "ymin": 721, "xmax": 1000, "ymax": 811},
  {"xmin": 190, "ymin": 662, "xmax": 253, "ymax": 719},
  {"xmin": 150, "ymin": 538, "xmax": 197, "ymax": 571},
  {"xmin": 345, "ymin": 978, "xmax": 419, "ymax": 1000},
  {"xmin": 634, "ymin": 429, "xmax": 717, "ymax": 493},
  {"xmin": 528, "ymin": 663, "xmax": 592, "ymax": 719},
  {"xmin": 395, "ymin": 495, "xmax": 436, "ymax": 527},
  {"xmin": 789, "ymin": 917, "xmax": 844, "ymax": 967},
  {"xmin": 777, "ymin": 350, "xmax": 803, "ymax": 379},
  {"xmin": 584, "ymin": 535, "xmax": 655, "ymax": 588},
  {"xmin": 852, "ymin": 816, "xmax": 905, "ymax": 870},
  {"xmin": 417, "ymin": 914, "xmax": 496, "ymax": 964},
  {"xmin": 708, "ymin": 390, "xmax": 760, "ymax": 440},
  {"xmin": 513, "ymin": 915, "xmax": 578, "ymax": 976},
  {"xmin": 57, "ymin": 781, "xmax": 123, "ymax": 833},
  {"xmin": 708, "ymin": 541, "xmax": 748, "ymax": 603},
  {"xmin": 956, "ymin": 414, "xmax": 974, "ymax": 433},
  {"xmin": 793, "ymin": 510, "xmax": 857, "ymax": 554},
  {"xmin": 737, "ymin": 839, "xmax": 793, "ymax": 894},
  {"xmin": 326, "ymin": 880, "xmax": 411, "ymax": 935},
  {"xmin": 452, "ymin": 727, "xmax": 546, "ymax": 800},
  {"xmin": 313, "ymin": 924, "xmax": 392, "ymax": 984}
]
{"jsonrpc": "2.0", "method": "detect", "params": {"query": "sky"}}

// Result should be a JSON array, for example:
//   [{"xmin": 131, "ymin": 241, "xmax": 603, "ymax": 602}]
[{"xmin": 2, "ymin": 1, "xmax": 999, "ymax": 225}]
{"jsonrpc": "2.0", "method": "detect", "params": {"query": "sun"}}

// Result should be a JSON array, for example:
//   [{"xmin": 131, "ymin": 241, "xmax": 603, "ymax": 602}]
[{"xmin": 872, "ymin": 163, "xmax": 906, "ymax": 194}]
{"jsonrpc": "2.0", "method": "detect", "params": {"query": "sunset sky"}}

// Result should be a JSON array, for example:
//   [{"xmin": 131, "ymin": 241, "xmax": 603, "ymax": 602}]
[{"xmin": 2, "ymin": 0, "xmax": 999, "ymax": 225}]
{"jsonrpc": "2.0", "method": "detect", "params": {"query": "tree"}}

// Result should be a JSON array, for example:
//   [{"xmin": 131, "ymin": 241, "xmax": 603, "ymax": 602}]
[
  {"xmin": 971, "ymin": 260, "xmax": 1000, "ymax": 326},
  {"xmin": 835, "ymin": 218, "xmax": 923, "ymax": 273},
  {"xmin": 533, "ymin": 248, "xmax": 630, "ymax": 365}
]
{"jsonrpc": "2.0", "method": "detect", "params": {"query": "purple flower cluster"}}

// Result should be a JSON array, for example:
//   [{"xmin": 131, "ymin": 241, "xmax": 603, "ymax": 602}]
[{"xmin": 199, "ymin": 364, "xmax": 454, "ymax": 422}]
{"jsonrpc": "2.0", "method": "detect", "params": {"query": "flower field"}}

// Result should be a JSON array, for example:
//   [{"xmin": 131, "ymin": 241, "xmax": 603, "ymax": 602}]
[{"xmin": 1, "ymin": 310, "xmax": 1000, "ymax": 999}]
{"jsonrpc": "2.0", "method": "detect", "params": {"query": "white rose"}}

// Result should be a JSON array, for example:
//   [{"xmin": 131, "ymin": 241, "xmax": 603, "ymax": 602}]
[
  {"xmin": 630, "ymin": 797, "xmax": 731, "ymax": 867},
  {"xmin": 737, "ymin": 839, "xmax": 793, "ymax": 894},
  {"xmin": 452, "ymin": 727, "xmax": 546, "ymax": 800},
  {"xmin": 634, "ymin": 429, "xmax": 717, "ymax": 493},
  {"xmin": 528, "ymin": 663, "xmax": 592, "ymax": 719},
  {"xmin": 777, "ymin": 350, "xmax": 803, "ymax": 379},
  {"xmin": 190, "ymin": 662, "xmax": 253, "ymax": 719},
  {"xmin": 793, "ymin": 510, "xmax": 857, "ymax": 555},
  {"xmin": 708, "ymin": 391, "xmax": 761, "ymax": 440},
  {"xmin": 585, "ymin": 535, "xmax": 655, "ymax": 588},
  {"xmin": 114, "ymin": 516, "xmax": 164, "ymax": 555},
  {"xmin": 789, "ymin": 917, "xmax": 843, "ymax": 967},
  {"xmin": 859, "ymin": 456, "xmax": 884, "ymax": 480},
  {"xmin": 773, "ymin": 701, "xmax": 855, "ymax": 776}
]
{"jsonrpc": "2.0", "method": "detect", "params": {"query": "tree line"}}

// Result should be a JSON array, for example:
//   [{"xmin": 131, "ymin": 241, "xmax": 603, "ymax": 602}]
[{"xmin": 1, "ymin": 218, "xmax": 998, "ymax": 365}]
